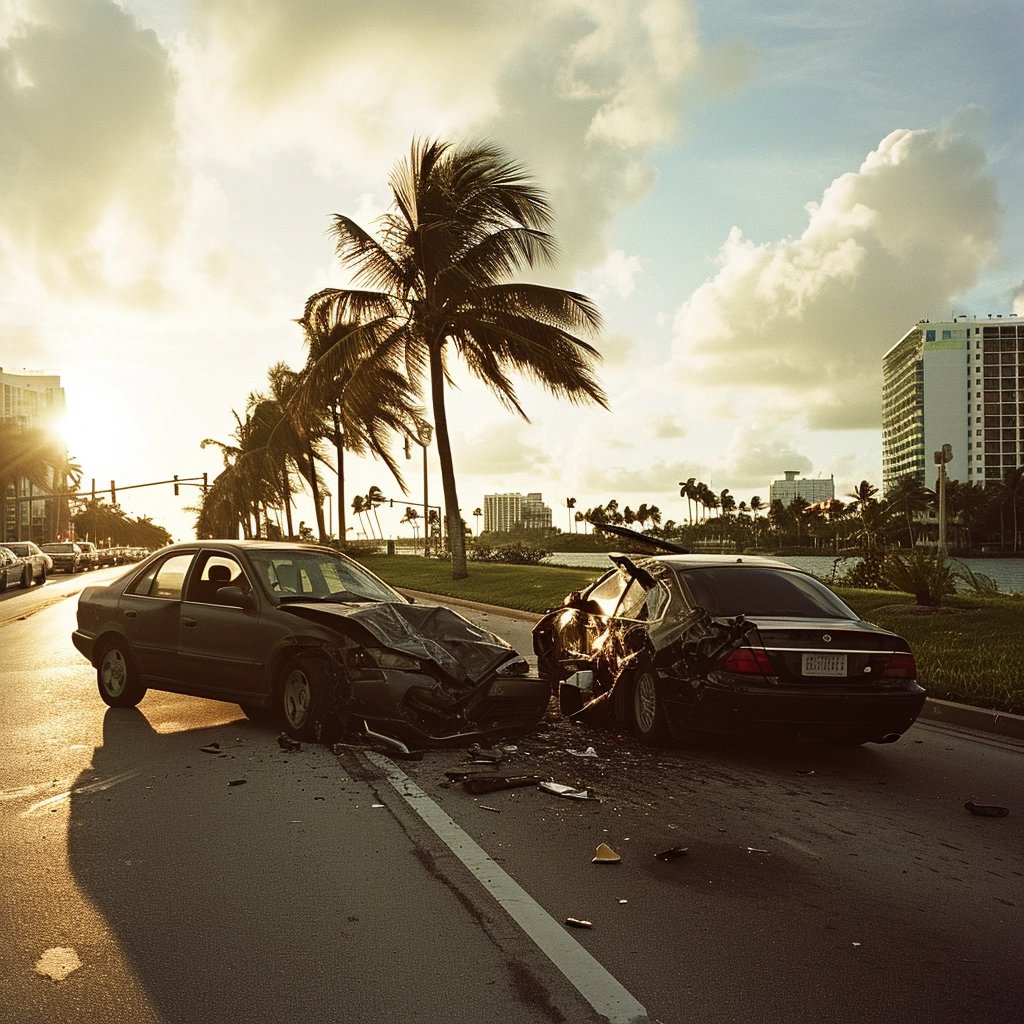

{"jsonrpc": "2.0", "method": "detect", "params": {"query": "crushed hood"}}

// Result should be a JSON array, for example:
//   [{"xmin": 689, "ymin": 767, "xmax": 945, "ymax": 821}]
[{"xmin": 282, "ymin": 600, "xmax": 519, "ymax": 681}]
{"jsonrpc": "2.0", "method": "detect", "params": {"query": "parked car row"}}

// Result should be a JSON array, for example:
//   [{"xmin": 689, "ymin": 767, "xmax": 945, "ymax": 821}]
[{"xmin": 0, "ymin": 541, "xmax": 150, "ymax": 586}]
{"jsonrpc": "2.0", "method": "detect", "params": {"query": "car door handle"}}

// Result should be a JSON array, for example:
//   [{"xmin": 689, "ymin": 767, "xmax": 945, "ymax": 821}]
[
  {"xmin": 182, "ymin": 617, "xmax": 198, "ymax": 628},
  {"xmin": 124, "ymin": 610, "xmax": 138, "ymax": 619}
]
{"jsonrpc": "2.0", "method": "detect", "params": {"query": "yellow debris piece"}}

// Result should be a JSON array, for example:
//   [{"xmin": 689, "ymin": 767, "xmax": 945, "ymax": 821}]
[{"xmin": 592, "ymin": 842, "xmax": 621, "ymax": 863}]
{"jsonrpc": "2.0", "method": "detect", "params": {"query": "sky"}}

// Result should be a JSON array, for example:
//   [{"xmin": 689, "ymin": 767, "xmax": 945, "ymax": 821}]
[{"xmin": 3, "ymin": 0, "xmax": 1023, "ymax": 543}]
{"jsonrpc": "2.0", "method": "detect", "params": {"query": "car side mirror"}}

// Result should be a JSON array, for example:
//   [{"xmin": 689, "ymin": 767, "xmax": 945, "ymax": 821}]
[{"xmin": 217, "ymin": 586, "xmax": 257, "ymax": 611}]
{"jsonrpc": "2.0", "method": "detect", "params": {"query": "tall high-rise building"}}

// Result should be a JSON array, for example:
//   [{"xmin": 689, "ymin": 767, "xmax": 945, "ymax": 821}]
[
  {"xmin": 882, "ymin": 316, "xmax": 1024, "ymax": 492},
  {"xmin": 483, "ymin": 492, "xmax": 553, "ymax": 532},
  {"xmin": 769, "ymin": 471, "xmax": 835, "ymax": 505},
  {"xmin": 0, "ymin": 367, "xmax": 66, "ymax": 541}
]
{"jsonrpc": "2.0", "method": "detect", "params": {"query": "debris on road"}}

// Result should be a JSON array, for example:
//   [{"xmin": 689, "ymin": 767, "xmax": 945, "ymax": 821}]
[
  {"xmin": 654, "ymin": 846, "xmax": 689, "ymax": 862},
  {"xmin": 467, "ymin": 743, "xmax": 506, "ymax": 764},
  {"xmin": 462, "ymin": 774, "xmax": 541, "ymax": 795},
  {"xmin": 965, "ymin": 801, "xmax": 1010, "ymax": 817},
  {"xmin": 198, "ymin": 743, "xmax": 221, "ymax": 754},
  {"xmin": 593, "ymin": 842, "xmax": 621, "ymax": 863},
  {"xmin": 746, "ymin": 847, "xmax": 769, "ymax": 854},
  {"xmin": 565, "ymin": 918, "xmax": 593, "ymax": 929},
  {"xmin": 227, "ymin": 779, "xmax": 247, "ymax": 787},
  {"xmin": 567, "ymin": 746, "xmax": 599, "ymax": 758},
  {"xmin": 277, "ymin": 733, "xmax": 301, "ymax": 752},
  {"xmin": 539, "ymin": 781, "xmax": 600, "ymax": 801}
]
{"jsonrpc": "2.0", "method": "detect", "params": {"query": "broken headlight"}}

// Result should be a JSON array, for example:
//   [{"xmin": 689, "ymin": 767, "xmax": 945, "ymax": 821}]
[
  {"xmin": 495, "ymin": 656, "xmax": 531, "ymax": 677},
  {"xmin": 345, "ymin": 647, "xmax": 422, "ymax": 672}
]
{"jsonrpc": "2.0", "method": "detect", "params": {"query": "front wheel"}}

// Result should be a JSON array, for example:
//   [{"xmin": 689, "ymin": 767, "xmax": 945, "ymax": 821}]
[
  {"xmin": 20, "ymin": 565, "xmax": 31, "ymax": 588},
  {"xmin": 97, "ymin": 641, "xmax": 147, "ymax": 708},
  {"xmin": 616, "ymin": 662, "xmax": 670, "ymax": 744},
  {"xmin": 277, "ymin": 654, "xmax": 334, "ymax": 741}
]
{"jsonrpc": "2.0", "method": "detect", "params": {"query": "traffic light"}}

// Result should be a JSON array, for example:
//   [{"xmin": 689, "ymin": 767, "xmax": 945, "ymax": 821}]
[
  {"xmin": 110, "ymin": 480, "xmax": 116, "ymax": 504},
  {"xmin": 173, "ymin": 474, "xmax": 179, "ymax": 496}
]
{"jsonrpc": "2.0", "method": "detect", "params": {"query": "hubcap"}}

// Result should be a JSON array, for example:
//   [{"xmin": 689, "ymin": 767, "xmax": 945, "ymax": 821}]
[
  {"xmin": 283, "ymin": 669, "xmax": 312, "ymax": 727},
  {"xmin": 634, "ymin": 672, "xmax": 657, "ymax": 733},
  {"xmin": 102, "ymin": 650, "xmax": 127, "ymax": 697}
]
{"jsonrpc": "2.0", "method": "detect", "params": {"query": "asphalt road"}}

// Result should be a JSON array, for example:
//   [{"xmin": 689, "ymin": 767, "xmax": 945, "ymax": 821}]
[{"xmin": 1, "ymin": 569, "xmax": 1022, "ymax": 1024}]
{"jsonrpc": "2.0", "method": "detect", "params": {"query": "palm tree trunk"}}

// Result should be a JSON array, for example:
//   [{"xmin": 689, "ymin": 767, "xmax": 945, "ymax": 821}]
[
  {"xmin": 332, "ymin": 405, "xmax": 345, "ymax": 543},
  {"xmin": 304, "ymin": 446, "xmax": 325, "ymax": 542},
  {"xmin": 429, "ymin": 342, "xmax": 467, "ymax": 579},
  {"xmin": 282, "ymin": 468, "xmax": 294, "ymax": 538}
]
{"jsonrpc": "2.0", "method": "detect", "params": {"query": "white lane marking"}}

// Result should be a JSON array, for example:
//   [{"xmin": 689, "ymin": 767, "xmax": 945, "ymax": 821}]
[{"xmin": 367, "ymin": 752, "xmax": 650, "ymax": 1024}]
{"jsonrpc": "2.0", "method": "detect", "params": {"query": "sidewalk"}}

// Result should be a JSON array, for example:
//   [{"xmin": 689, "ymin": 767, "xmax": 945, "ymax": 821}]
[{"xmin": 403, "ymin": 588, "xmax": 1024, "ymax": 745}]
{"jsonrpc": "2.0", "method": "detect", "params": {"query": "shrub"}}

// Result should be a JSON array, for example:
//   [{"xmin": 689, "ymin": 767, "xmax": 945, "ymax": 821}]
[
  {"xmin": 469, "ymin": 541, "xmax": 550, "ymax": 565},
  {"xmin": 880, "ymin": 550, "xmax": 957, "ymax": 606}
]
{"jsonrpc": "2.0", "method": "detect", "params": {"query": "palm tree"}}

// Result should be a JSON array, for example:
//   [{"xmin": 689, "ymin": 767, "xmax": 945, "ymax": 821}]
[
  {"xmin": 297, "ymin": 314, "xmax": 421, "ymax": 543},
  {"xmin": 678, "ymin": 478, "xmax": 697, "ymax": 525},
  {"xmin": 566, "ymin": 496, "xmax": 576, "ymax": 533},
  {"xmin": 472, "ymin": 506, "xmax": 482, "ymax": 534},
  {"xmin": 885, "ymin": 474, "xmax": 933, "ymax": 548},
  {"xmin": 997, "ymin": 466, "xmax": 1024, "ymax": 552},
  {"xmin": 299, "ymin": 138, "xmax": 606, "ymax": 578}
]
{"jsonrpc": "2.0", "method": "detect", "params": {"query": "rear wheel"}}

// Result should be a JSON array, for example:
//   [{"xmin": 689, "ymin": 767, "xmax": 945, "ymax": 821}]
[
  {"xmin": 37, "ymin": 565, "xmax": 46, "ymax": 584},
  {"xmin": 97, "ymin": 641, "xmax": 147, "ymax": 708},
  {"xmin": 278, "ymin": 654, "xmax": 334, "ymax": 741},
  {"xmin": 20, "ymin": 565, "xmax": 31, "ymax": 588},
  {"xmin": 617, "ymin": 662, "xmax": 670, "ymax": 744}
]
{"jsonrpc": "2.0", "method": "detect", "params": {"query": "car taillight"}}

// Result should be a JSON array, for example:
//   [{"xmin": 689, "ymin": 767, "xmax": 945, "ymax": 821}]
[
  {"xmin": 881, "ymin": 652, "xmax": 917, "ymax": 678},
  {"xmin": 719, "ymin": 646, "xmax": 774, "ymax": 676}
]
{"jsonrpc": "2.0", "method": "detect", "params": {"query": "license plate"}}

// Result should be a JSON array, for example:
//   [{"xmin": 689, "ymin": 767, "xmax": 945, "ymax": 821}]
[{"xmin": 802, "ymin": 652, "xmax": 847, "ymax": 677}]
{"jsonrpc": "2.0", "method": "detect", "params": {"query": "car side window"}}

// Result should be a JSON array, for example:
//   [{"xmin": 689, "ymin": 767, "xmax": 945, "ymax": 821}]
[
  {"xmin": 127, "ymin": 553, "xmax": 195, "ymax": 600},
  {"xmin": 184, "ymin": 554, "xmax": 251, "ymax": 603}
]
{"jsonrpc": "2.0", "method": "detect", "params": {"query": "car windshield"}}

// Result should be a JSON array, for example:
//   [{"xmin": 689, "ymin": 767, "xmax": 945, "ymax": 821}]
[
  {"xmin": 43, "ymin": 544, "xmax": 75, "ymax": 552},
  {"xmin": 677, "ymin": 566, "xmax": 856, "ymax": 619},
  {"xmin": 248, "ymin": 549, "xmax": 403, "ymax": 604}
]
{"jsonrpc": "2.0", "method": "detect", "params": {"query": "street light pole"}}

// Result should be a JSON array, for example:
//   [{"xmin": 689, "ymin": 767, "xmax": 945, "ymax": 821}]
[{"xmin": 934, "ymin": 444, "xmax": 952, "ymax": 557}]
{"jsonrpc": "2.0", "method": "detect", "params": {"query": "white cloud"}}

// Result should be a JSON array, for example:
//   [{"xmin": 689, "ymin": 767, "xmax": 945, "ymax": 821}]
[{"xmin": 671, "ymin": 123, "xmax": 1001, "ymax": 431}]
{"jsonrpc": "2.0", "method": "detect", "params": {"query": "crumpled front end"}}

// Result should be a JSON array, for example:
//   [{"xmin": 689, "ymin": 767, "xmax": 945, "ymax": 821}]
[{"xmin": 285, "ymin": 600, "xmax": 550, "ymax": 748}]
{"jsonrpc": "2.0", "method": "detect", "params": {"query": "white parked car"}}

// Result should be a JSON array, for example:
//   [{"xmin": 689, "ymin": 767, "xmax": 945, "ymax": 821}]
[{"xmin": 3, "ymin": 541, "xmax": 50, "ymax": 584}]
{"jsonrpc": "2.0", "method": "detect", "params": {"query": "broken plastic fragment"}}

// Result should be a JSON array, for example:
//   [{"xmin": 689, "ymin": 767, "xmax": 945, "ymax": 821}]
[
  {"xmin": 965, "ymin": 801, "xmax": 1009, "ymax": 817},
  {"xmin": 592, "ymin": 842, "xmax": 621, "ymax": 863},
  {"xmin": 655, "ymin": 846, "xmax": 689, "ymax": 862},
  {"xmin": 199, "ymin": 743, "xmax": 221, "ymax": 753},
  {"xmin": 539, "ymin": 781, "xmax": 600, "ymax": 801},
  {"xmin": 277, "ymin": 734, "xmax": 301, "ymax": 752},
  {"xmin": 463, "ymin": 775, "xmax": 541, "ymax": 795},
  {"xmin": 746, "ymin": 847, "xmax": 769, "ymax": 854},
  {"xmin": 567, "ymin": 746, "xmax": 598, "ymax": 758},
  {"xmin": 565, "ymin": 918, "xmax": 593, "ymax": 929},
  {"xmin": 467, "ymin": 743, "xmax": 505, "ymax": 763},
  {"xmin": 228, "ymin": 779, "xmax": 247, "ymax": 787}
]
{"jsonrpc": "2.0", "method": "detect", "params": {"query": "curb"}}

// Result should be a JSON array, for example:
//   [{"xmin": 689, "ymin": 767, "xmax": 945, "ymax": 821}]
[
  {"xmin": 916, "ymin": 698, "xmax": 1024, "ymax": 742},
  {"xmin": 400, "ymin": 589, "xmax": 1024, "ymax": 745}
]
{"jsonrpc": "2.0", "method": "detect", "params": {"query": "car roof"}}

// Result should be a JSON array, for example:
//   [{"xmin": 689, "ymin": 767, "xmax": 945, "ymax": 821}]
[
  {"xmin": 646, "ymin": 553, "xmax": 801, "ymax": 571},
  {"xmin": 154, "ymin": 539, "xmax": 343, "ymax": 555}
]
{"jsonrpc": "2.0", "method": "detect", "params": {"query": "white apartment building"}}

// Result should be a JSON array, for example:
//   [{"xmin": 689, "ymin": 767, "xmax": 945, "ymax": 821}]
[
  {"xmin": 769, "ymin": 471, "xmax": 835, "ymax": 505},
  {"xmin": 483, "ymin": 492, "xmax": 553, "ymax": 533},
  {"xmin": 882, "ymin": 315, "xmax": 1024, "ymax": 492}
]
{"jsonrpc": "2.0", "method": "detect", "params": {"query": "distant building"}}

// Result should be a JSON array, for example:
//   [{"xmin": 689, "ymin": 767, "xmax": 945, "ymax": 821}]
[
  {"xmin": 882, "ymin": 315, "xmax": 1024, "ymax": 492},
  {"xmin": 0, "ymin": 367, "xmax": 66, "ymax": 542},
  {"xmin": 769, "ymin": 471, "xmax": 835, "ymax": 506},
  {"xmin": 483, "ymin": 492, "xmax": 553, "ymax": 532}
]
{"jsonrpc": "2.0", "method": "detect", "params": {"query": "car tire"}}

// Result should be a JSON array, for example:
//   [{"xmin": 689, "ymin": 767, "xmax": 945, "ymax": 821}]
[
  {"xmin": 617, "ymin": 661, "xmax": 670, "ymax": 744},
  {"xmin": 37, "ymin": 565, "xmax": 46, "ymax": 584},
  {"xmin": 20, "ymin": 565, "xmax": 31, "ymax": 588},
  {"xmin": 277, "ymin": 654, "xmax": 334, "ymax": 742},
  {"xmin": 97, "ymin": 641, "xmax": 147, "ymax": 708}
]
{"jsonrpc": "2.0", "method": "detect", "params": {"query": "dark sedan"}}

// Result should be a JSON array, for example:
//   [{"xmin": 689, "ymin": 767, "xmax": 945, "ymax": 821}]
[
  {"xmin": 72, "ymin": 540, "xmax": 548, "ymax": 749},
  {"xmin": 533, "ymin": 552, "xmax": 925, "ymax": 746}
]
